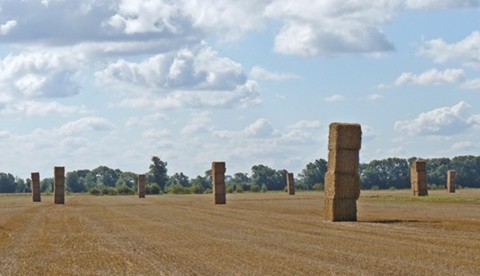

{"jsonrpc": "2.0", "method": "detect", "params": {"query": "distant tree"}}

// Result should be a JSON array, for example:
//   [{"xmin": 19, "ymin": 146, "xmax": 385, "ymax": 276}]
[
  {"xmin": 66, "ymin": 171, "xmax": 86, "ymax": 193},
  {"xmin": 251, "ymin": 165, "xmax": 285, "ymax": 191},
  {"xmin": 168, "ymin": 172, "xmax": 190, "ymax": 187},
  {"xmin": 149, "ymin": 156, "xmax": 168, "ymax": 191},
  {"xmin": 0, "ymin": 173, "xmax": 16, "ymax": 193},
  {"xmin": 298, "ymin": 159, "xmax": 328, "ymax": 189},
  {"xmin": 41, "ymin": 178, "xmax": 54, "ymax": 193},
  {"xmin": 15, "ymin": 177, "xmax": 27, "ymax": 193},
  {"xmin": 360, "ymin": 158, "xmax": 410, "ymax": 189},
  {"xmin": 91, "ymin": 166, "xmax": 120, "ymax": 187},
  {"xmin": 451, "ymin": 155, "xmax": 480, "ymax": 187}
]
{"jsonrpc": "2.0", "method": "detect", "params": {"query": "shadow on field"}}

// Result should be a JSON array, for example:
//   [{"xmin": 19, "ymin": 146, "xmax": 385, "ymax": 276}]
[{"xmin": 363, "ymin": 219, "xmax": 421, "ymax": 224}]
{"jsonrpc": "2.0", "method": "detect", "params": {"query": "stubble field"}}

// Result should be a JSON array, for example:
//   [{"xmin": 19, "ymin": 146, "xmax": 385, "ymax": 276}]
[{"xmin": 1, "ymin": 190, "xmax": 480, "ymax": 275}]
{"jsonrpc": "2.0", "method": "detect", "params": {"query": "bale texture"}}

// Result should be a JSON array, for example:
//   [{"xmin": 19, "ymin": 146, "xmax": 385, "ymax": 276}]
[
  {"xmin": 287, "ymin": 172, "xmax": 295, "ymax": 195},
  {"xmin": 138, "ymin": 174, "xmax": 146, "ymax": 198},
  {"xmin": 328, "ymin": 123, "xmax": 362, "ymax": 150},
  {"xmin": 54, "ymin": 166, "xmax": 65, "ymax": 204},
  {"xmin": 324, "ymin": 122, "xmax": 362, "ymax": 222},
  {"xmin": 212, "ymin": 162, "xmax": 226, "ymax": 204},
  {"xmin": 447, "ymin": 170, "xmax": 456, "ymax": 193},
  {"xmin": 411, "ymin": 160, "xmax": 428, "ymax": 196},
  {"xmin": 31, "ymin": 172, "xmax": 41, "ymax": 202}
]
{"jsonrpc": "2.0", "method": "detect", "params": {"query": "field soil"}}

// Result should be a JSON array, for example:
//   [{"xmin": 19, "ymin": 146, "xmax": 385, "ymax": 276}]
[{"xmin": 1, "ymin": 190, "xmax": 480, "ymax": 275}]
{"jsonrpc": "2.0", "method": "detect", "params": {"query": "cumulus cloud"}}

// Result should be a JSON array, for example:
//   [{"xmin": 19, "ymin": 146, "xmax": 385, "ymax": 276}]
[
  {"xmin": 97, "ymin": 44, "xmax": 260, "ymax": 109},
  {"xmin": 419, "ymin": 31, "xmax": 480, "ymax": 66},
  {"xmin": 265, "ymin": 1, "xmax": 397, "ymax": 56},
  {"xmin": 366, "ymin": 93, "xmax": 383, "ymax": 101},
  {"xmin": 394, "ymin": 101, "xmax": 480, "ymax": 136},
  {"xmin": 244, "ymin": 119, "xmax": 276, "ymax": 138},
  {"xmin": 288, "ymin": 120, "xmax": 322, "ymax": 129},
  {"xmin": 58, "ymin": 117, "xmax": 114, "ymax": 135},
  {"xmin": 462, "ymin": 78, "xmax": 480, "ymax": 89},
  {"xmin": 249, "ymin": 66, "xmax": 299, "ymax": 81},
  {"xmin": 0, "ymin": 20, "xmax": 17, "ymax": 35},
  {"xmin": 393, "ymin": 68, "xmax": 465, "ymax": 86}
]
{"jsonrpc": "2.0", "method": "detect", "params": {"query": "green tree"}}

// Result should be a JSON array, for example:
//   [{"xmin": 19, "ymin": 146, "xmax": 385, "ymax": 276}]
[
  {"xmin": 0, "ymin": 173, "xmax": 16, "ymax": 193},
  {"xmin": 251, "ymin": 165, "xmax": 285, "ymax": 191},
  {"xmin": 91, "ymin": 166, "xmax": 120, "ymax": 187},
  {"xmin": 149, "ymin": 156, "xmax": 168, "ymax": 191},
  {"xmin": 298, "ymin": 158, "xmax": 328, "ymax": 189},
  {"xmin": 168, "ymin": 172, "xmax": 190, "ymax": 188},
  {"xmin": 66, "ymin": 171, "xmax": 86, "ymax": 193},
  {"xmin": 41, "ymin": 178, "xmax": 54, "ymax": 193}
]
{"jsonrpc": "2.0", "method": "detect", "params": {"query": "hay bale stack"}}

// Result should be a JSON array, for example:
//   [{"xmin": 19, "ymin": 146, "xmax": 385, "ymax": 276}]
[
  {"xmin": 287, "ymin": 172, "xmax": 295, "ymax": 195},
  {"xmin": 447, "ymin": 170, "xmax": 456, "ymax": 193},
  {"xmin": 411, "ymin": 160, "xmax": 428, "ymax": 196},
  {"xmin": 212, "ymin": 162, "xmax": 226, "ymax": 204},
  {"xmin": 324, "ymin": 123, "xmax": 362, "ymax": 221},
  {"xmin": 138, "ymin": 174, "xmax": 146, "ymax": 198},
  {"xmin": 54, "ymin": 166, "xmax": 65, "ymax": 204},
  {"xmin": 31, "ymin": 172, "xmax": 41, "ymax": 202}
]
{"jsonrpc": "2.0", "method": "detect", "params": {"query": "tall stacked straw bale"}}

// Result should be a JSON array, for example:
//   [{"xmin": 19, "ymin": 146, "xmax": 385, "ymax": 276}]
[
  {"xmin": 138, "ymin": 174, "xmax": 146, "ymax": 198},
  {"xmin": 447, "ymin": 170, "xmax": 456, "ymax": 193},
  {"xmin": 31, "ymin": 172, "xmax": 41, "ymax": 202},
  {"xmin": 54, "ymin": 166, "xmax": 65, "ymax": 204},
  {"xmin": 324, "ymin": 123, "xmax": 362, "ymax": 221},
  {"xmin": 212, "ymin": 162, "xmax": 226, "ymax": 204},
  {"xmin": 287, "ymin": 172, "xmax": 295, "ymax": 195},
  {"xmin": 411, "ymin": 160, "xmax": 428, "ymax": 196}
]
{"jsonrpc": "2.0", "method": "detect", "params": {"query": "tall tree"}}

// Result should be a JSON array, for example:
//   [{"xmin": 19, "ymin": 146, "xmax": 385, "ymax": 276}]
[
  {"xmin": 0, "ymin": 173, "xmax": 16, "ymax": 193},
  {"xmin": 149, "ymin": 156, "xmax": 168, "ymax": 191}
]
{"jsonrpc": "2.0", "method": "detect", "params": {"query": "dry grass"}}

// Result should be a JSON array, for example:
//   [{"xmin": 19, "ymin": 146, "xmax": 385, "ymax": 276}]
[{"xmin": 1, "ymin": 190, "xmax": 480, "ymax": 275}]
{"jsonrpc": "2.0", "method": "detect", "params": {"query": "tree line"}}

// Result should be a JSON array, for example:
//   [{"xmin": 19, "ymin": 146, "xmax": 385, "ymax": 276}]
[{"xmin": 1, "ymin": 155, "xmax": 479, "ymax": 194}]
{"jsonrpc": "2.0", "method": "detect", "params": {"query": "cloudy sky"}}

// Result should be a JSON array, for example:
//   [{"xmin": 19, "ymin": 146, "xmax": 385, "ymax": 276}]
[{"xmin": 1, "ymin": 0, "xmax": 480, "ymax": 179}]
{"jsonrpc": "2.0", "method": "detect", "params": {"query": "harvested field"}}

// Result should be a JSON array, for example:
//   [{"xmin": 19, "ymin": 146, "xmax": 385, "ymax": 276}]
[{"xmin": 1, "ymin": 190, "xmax": 480, "ymax": 275}]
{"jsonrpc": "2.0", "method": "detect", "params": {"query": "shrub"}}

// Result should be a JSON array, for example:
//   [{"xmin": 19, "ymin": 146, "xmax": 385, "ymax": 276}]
[
  {"xmin": 117, "ymin": 184, "xmax": 135, "ymax": 195},
  {"xmin": 388, "ymin": 186, "xmax": 396, "ymax": 191},
  {"xmin": 103, "ymin": 186, "xmax": 118, "ymax": 195},
  {"xmin": 203, "ymin": 188, "xmax": 212, "ymax": 194},
  {"xmin": 146, "ymin": 183, "xmax": 161, "ymax": 194},
  {"xmin": 236, "ymin": 186, "xmax": 243, "ymax": 193},
  {"xmin": 261, "ymin": 184, "xmax": 268, "ymax": 193},
  {"xmin": 167, "ymin": 183, "xmax": 191, "ymax": 194},
  {"xmin": 312, "ymin": 183, "xmax": 324, "ymax": 191},
  {"xmin": 89, "ymin": 187, "xmax": 101, "ymax": 196},
  {"xmin": 190, "ymin": 183, "xmax": 204, "ymax": 194},
  {"xmin": 250, "ymin": 184, "xmax": 260, "ymax": 193},
  {"xmin": 371, "ymin": 185, "xmax": 379, "ymax": 190},
  {"xmin": 226, "ymin": 185, "xmax": 234, "ymax": 193}
]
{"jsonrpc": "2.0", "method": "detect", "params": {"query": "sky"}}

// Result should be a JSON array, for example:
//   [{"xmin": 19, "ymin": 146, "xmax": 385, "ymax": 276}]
[{"xmin": 1, "ymin": 0, "xmax": 480, "ymax": 180}]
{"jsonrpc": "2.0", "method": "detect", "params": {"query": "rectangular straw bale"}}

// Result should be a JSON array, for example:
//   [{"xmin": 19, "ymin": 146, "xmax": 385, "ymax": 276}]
[
  {"xmin": 31, "ymin": 172, "xmax": 41, "ymax": 202},
  {"xmin": 328, "ymin": 123, "xmax": 362, "ymax": 150},
  {"xmin": 412, "ymin": 160, "xmax": 426, "ymax": 171},
  {"xmin": 138, "ymin": 174, "xmax": 146, "ymax": 198},
  {"xmin": 212, "ymin": 161, "xmax": 226, "ymax": 204},
  {"xmin": 54, "ymin": 166, "xmax": 65, "ymax": 204},
  {"xmin": 324, "ymin": 198, "xmax": 357, "ymax": 221},
  {"xmin": 324, "ymin": 171, "xmax": 360, "ymax": 199},
  {"xmin": 447, "ymin": 170, "xmax": 456, "ymax": 193},
  {"xmin": 327, "ymin": 149, "xmax": 359, "ymax": 174},
  {"xmin": 287, "ymin": 172, "xmax": 295, "ymax": 195}
]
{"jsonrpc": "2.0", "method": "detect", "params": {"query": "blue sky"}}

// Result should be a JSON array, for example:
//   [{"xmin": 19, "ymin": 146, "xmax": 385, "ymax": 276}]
[{"xmin": 0, "ymin": 0, "xmax": 479, "ymax": 179}]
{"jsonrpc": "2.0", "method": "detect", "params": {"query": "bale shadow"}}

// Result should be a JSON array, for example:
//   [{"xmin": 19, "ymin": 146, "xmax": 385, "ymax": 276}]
[{"xmin": 362, "ymin": 219, "xmax": 421, "ymax": 224}]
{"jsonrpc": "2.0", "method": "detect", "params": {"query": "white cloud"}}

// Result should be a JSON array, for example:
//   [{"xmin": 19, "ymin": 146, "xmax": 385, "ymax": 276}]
[
  {"xmin": 366, "ymin": 93, "xmax": 383, "ymax": 101},
  {"xmin": 0, "ymin": 101, "xmax": 88, "ymax": 117},
  {"xmin": 265, "ymin": 1, "xmax": 397, "ymax": 56},
  {"xmin": 461, "ymin": 78, "xmax": 480, "ymax": 89},
  {"xmin": 249, "ymin": 66, "xmax": 299, "ymax": 81},
  {"xmin": 450, "ymin": 141, "xmax": 477, "ymax": 152},
  {"xmin": 142, "ymin": 128, "xmax": 171, "ymax": 140},
  {"xmin": 0, "ymin": 50, "xmax": 83, "ymax": 100},
  {"xmin": 58, "ymin": 117, "xmax": 114, "ymax": 135},
  {"xmin": 419, "ymin": 31, "xmax": 480, "ymax": 66},
  {"xmin": 0, "ymin": 20, "xmax": 16, "ymax": 35},
  {"xmin": 288, "ymin": 120, "xmax": 322, "ymax": 129},
  {"xmin": 125, "ymin": 113, "xmax": 170, "ymax": 127},
  {"xmin": 394, "ymin": 68, "xmax": 465, "ymax": 86},
  {"xmin": 244, "ymin": 119, "xmax": 275, "ymax": 138},
  {"xmin": 324, "ymin": 94, "xmax": 346, "ymax": 102},
  {"xmin": 406, "ymin": 0, "xmax": 479, "ymax": 9},
  {"xmin": 181, "ymin": 111, "xmax": 212, "ymax": 135},
  {"xmin": 96, "ymin": 44, "xmax": 246, "ymax": 92},
  {"xmin": 394, "ymin": 101, "xmax": 479, "ymax": 136}
]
